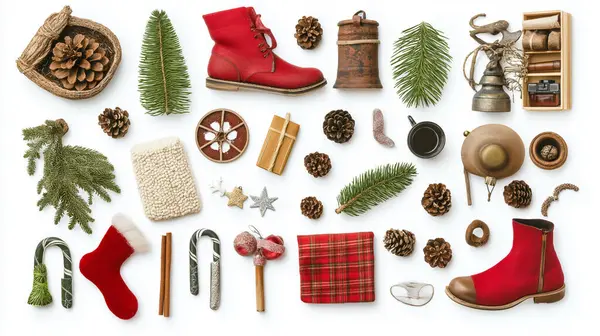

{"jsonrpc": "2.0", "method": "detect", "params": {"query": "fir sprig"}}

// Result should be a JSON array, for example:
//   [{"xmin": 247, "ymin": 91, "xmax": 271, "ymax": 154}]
[
  {"xmin": 23, "ymin": 120, "xmax": 120, "ymax": 234},
  {"xmin": 336, "ymin": 163, "xmax": 417, "ymax": 216},
  {"xmin": 391, "ymin": 22, "xmax": 452, "ymax": 108},
  {"xmin": 139, "ymin": 10, "xmax": 191, "ymax": 116}
]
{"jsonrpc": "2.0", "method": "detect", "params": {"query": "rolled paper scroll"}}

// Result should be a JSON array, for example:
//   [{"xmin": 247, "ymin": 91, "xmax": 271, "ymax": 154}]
[{"xmin": 523, "ymin": 14, "xmax": 561, "ymax": 30}]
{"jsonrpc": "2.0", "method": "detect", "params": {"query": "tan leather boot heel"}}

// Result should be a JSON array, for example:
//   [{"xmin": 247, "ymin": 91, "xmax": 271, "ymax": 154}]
[{"xmin": 534, "ymin": 287, "xmax": 565, "ymax": 304}]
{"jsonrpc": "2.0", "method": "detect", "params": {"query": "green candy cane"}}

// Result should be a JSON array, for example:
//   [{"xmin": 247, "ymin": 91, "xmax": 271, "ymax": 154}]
[{"xmin": 27, "ymin": 237, "xmax": 73, "ymax": 309}]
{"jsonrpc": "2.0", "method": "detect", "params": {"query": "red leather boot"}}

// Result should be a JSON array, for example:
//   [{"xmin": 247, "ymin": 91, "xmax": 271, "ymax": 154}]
[
  {"xmin": 446, "ymin": 219, "xmax": 565, "ymax": 310},
  {"xmin": 202, "ymin": 7, "xmax": 326, "ymax": 94}
]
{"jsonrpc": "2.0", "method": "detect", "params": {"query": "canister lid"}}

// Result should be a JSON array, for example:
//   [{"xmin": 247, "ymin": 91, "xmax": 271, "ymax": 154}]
[{"xmin": 337, "ymin": 10, "xmax": 379, "ymax": 26}]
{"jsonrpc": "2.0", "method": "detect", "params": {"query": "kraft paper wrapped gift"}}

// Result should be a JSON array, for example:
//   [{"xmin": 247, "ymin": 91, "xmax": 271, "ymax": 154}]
[{"xmin": 256, "ymin": 113, "xmax": 299, "ymax": 175}]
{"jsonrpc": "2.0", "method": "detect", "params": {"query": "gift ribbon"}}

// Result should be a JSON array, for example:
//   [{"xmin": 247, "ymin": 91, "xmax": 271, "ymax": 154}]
[{"xmin": 267, "ymin": 113, "xmax": 291, "ymax": 172}]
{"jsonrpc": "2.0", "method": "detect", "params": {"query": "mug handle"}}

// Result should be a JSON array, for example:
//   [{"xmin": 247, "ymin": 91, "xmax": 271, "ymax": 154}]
[{"xmin": 408, "ymin": 115, "xmax": 416, "ymax": 127}]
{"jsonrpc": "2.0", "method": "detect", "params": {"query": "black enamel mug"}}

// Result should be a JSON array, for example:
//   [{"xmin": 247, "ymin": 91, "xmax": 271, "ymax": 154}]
[{"xmin": 407, "ymin": 116, "xmax": 445, "ymax": 159}]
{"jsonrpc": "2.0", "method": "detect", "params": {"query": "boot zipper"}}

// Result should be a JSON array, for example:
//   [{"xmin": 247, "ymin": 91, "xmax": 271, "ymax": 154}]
[{"xmin": 537, "ymin": 231, "xmax": 548, "ymax": 293}]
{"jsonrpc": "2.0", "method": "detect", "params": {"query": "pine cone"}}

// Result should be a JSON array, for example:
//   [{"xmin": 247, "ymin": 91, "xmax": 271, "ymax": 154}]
[
  {"xmin": 323, "ymin": 110, "xmax": 355, "ymax": 144},
  {"xmin": 294, "ymin": 16, "xmax": 323, "ymax": 50},
  {"xmin": 300, "ymin": 196, "xmax": 323, "ymax": 219},
  {"xmin": 50, "ymin": 34, "xmax": 110, "ymax": 91},
  {"xmin": 383, "ymin": 229, "xmax": 415, "ymax": 257},
  {"xmin": 423, "ymin": 238, "xmax": 452, "ymax": 268},
  {"xmin": 503, "ymin": 180, "xmax": 532, "ymax": 208},
  {"xmin": 98, "ymin": 107, "xmax": 130, "ymax": 138},
  {"xmin": 540, "ymin": 144, "xmax": 559, "ymax": 161},
  {"xmin": 304, "ymin": 152, "xmax": 332, "ymax": 177},
  {"xmin": 421, "ymin": 183, "xmax": 451, "ymax": 216}
]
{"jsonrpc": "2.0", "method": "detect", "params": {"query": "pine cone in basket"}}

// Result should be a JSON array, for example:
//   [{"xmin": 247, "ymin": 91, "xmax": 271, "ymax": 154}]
[
  {"xmin": 300, "ymin": 196, "xmax": 323, "ymax": 219},
  {"xmin": 421, "ymin": 183, "xmax": 451, "ymax": 216},
  {"xmin": 423, "ymin": 238, "xmax": 452, "ymax": 268},
  {"xmin": 294, "ymin": 16, "xmax": 323, "ymax": 50},
  {"xmin": 503, "ymin": 180, "xmax": 532, "ymax": 208},
  {"xmin": 383, "ymin": 229, "xmax": 415, "ymax": 257},
  {"xmin": 304, "ymin": 152, "xmax": 332, "ymax": 177},
  {"xmin": 50, "ymin": 34, "xmax": 110, "ymax": 91},
  {"xmin": 98, "ymin": 107, "xmax": 130, "ymax": 138},
  {"xmin": 323, "ymin": 110, "xmax": 355, "ymax": 144}
]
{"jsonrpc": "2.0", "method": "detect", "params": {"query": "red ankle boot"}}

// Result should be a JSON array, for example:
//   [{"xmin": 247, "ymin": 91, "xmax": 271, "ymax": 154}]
[
  {"xmin": 446, "ymin": 219, "xmax": 565, "ymax": 310},
  {"xmin": 202, "ymin": 7, "xmax": 326, "ymax": 94}
]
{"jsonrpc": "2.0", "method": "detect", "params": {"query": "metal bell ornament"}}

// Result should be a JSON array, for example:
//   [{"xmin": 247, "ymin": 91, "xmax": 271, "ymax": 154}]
[
  {"xmin": 464, "ymin": 14, "xmax": 522, "ymax": 112},
  {"xmin": 333, "ymin": 10, "xmax": 382, "ymax": 89}
]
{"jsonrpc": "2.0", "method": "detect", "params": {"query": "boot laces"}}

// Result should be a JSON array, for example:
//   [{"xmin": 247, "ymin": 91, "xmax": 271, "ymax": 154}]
[{"xmin": 251, "ymin": 15, "xmax": 277, "ymax": 58}]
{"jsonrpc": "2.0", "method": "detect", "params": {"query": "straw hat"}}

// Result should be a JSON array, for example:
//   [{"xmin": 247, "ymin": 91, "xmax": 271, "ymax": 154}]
[
  {"xmin": 462, "ymin": 124, "xmax": 524, "ymax": 178},
  {"xmin": 461, "ymin": 124, "xmax": 524, "ymax": 204}
]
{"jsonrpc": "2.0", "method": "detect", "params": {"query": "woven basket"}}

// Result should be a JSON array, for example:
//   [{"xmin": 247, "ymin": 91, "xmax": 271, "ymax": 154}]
[{"xmin": 16, "ymin": 6, "xmax": 121, "ymax": 99}]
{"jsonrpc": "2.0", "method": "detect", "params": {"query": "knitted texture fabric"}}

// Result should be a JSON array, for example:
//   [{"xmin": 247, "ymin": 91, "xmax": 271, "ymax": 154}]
[
  {"xmin": 297, "ymin": 232, "xmax": 375, "ymax": 304},
  {"xmin": 131, "ymin": 137, "xmax": 201, "ymax": 220},
  {"xmin": 79, "ymin": 214, "xmax": 149, "ymax": 320}
]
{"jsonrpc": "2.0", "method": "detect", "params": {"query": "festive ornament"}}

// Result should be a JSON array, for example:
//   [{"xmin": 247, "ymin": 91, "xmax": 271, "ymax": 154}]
[
  {"xmin": 225, "ymin": 186, "xmax": 248, "ymax": 209},
  {"xmin": 249, "ymin": 187, "xmax": 278, "ymax": 217},
  {"xmin": 209, "ymin": 177, "xmax": 226, "ymax": 196},
  {"xmin": 373, "ymin": 108, "xmax": 395, "ymax": 147},
  {"xmin": 233, "ymin": 226, "xmax": 285, "ymax": 312}
]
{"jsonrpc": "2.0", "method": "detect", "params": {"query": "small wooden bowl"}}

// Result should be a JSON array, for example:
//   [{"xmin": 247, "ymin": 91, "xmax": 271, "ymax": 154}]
[
  {"xmin": 529, "ymin": 132, "xmax": 568, "ymax": 170},
  {"xmin": 16, "ymin": 6, "xmax": 121, "ymax": 100}
]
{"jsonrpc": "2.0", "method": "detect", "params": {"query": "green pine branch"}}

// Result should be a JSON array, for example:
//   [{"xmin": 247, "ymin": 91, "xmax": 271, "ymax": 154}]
[
  {"xmin": 391, "ymin": 22, "xmax": 452, "ymax": 108},
  {"xmin": 23, "ymin": 120, "xmax": 120, "ymax": 234},
  {"xmin": 139, "ymin": 10, "xmax": 191, "ymax": 116},
  {"xmin": 336, "ymin": 163, "xmax": 417, "ymax": 216}
]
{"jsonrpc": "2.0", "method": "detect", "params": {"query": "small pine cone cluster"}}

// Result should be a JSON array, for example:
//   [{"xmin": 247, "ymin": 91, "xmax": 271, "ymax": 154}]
[
  {"xmin": 300, "ymin": 196, "xmax": 323, "ymax": 219},
  {"xmin": 50, "ymin": 34, "xmax": 110, "ymax": 91},
  {"xmin": 98, "ymin": 107, "xmax": 130, "ymax": 138},
  {"xmin": 294, "ymin": 16, "xmax": 323, "ymax": 50},
  {"xmin": 503, "ymin": 180, "xmax": 532, "ymax": 208},
  {"xmin": 383, "ymin": 229, "xmax": 415, "ymax": 257},
  {"xmin": 421, "ymin": 183, "xmax": 451, "ymax": 216},
  {"xmin": 304, "ymin": 152, "xmax": 331, "ymax": 177},
  {"xmin": 423, "ymin": 238, "xmax": 452, "ymax": 268},
  {"xmin": 323, "ymin": 110, "xmax": 355, "ymax": 144}
]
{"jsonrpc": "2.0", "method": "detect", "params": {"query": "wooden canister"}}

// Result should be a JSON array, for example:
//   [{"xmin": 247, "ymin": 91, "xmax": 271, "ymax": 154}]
[{"xmin": 333, "ymin": 10, "xmax": 382, "ymax": 89}]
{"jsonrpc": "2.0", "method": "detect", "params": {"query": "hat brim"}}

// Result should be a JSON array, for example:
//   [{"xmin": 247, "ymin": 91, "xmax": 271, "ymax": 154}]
[{"xmin": 461, "ymin": 124, "xmax": 525, "ymax": 179}]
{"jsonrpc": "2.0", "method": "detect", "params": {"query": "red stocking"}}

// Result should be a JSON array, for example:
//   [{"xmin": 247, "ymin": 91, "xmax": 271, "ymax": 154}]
[{"xmin": 80, "ymin": 214, "xmax": 149, "ymax": 319}]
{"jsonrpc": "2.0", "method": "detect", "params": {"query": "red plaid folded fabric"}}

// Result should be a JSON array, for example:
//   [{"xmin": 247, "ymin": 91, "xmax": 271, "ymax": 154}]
[{"xmin": 297, "ymin": 232, "xmax": 375, "ymax": 304}]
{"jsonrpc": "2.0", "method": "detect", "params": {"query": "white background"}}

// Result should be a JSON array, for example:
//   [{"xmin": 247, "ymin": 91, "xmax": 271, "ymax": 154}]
[{"xmin": 0, "ymin": 0, "xmax": 596, "ymax": 335}]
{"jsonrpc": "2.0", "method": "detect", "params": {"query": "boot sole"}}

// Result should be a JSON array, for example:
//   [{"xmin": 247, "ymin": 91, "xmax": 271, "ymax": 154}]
[
  {"xmin": 444, "ymin": 284, "xmax": 565, "ymax": 310},
  {"xmin": 206, "ymin": 78, "xmax": 327, "ymax": 95}
]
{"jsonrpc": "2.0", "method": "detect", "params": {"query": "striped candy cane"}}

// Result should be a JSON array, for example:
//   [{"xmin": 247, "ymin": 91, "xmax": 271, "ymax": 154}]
[
  {"xmin": 28, "ymin": 237, "xmax": 73, "ymax": 309},
  {"xmin": 189, "ymin": 229, "xmax": 221, "ymax": 310}
]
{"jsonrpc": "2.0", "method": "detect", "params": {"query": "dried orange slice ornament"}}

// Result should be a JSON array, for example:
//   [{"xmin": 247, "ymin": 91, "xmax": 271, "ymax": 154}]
[{"xmin": 195, "ymin": 108, "xmax": 249, "ymax": 163}]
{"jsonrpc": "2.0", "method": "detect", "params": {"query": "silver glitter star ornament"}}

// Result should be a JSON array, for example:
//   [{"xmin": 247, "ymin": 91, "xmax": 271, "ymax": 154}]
[{"xmin": 250, "ymin": 187, "xmax": 278, "ymax": 217}]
